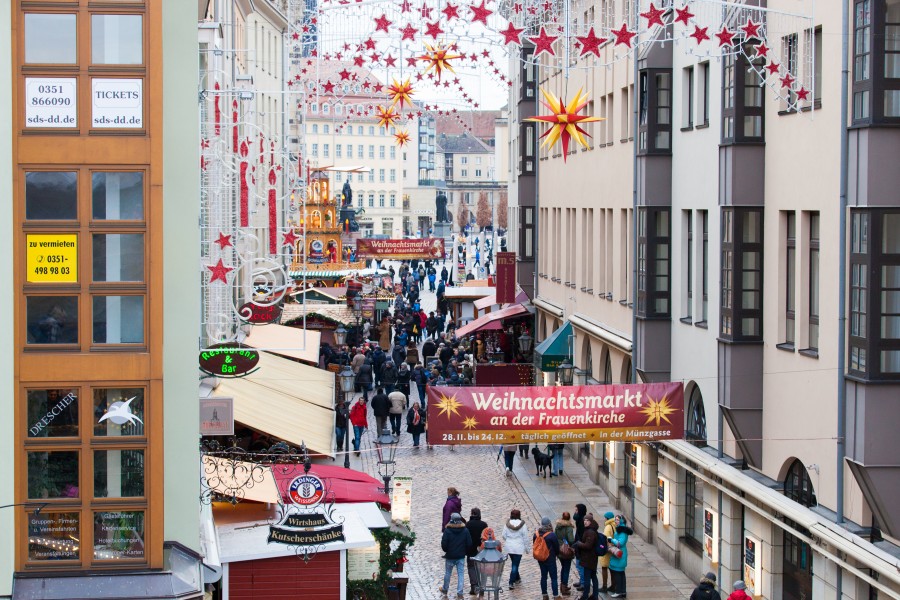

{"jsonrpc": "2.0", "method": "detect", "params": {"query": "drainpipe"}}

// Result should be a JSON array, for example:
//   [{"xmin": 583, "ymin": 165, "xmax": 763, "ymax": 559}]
[
  {"xmin": 631, "ymin": 4, "xmax": 639, "ymax": 387},
  {"xmin": 533, "ymin": 56, "xmax": 540, "ymax": 314}
]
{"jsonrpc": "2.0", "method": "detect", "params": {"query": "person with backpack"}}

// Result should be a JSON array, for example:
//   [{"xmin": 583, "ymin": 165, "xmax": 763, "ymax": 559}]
[
  {"xmin": 440, "ymin": 512, "xmax": 473, "ymax": 600},
  {"xmin": 690, "ymin": 572, "xmax": 722, "ymax": 600},
  {"xmin": 502, "ymin": 509, "xmax": 529, "ymax": 590},
  {"xmin": 573, "ymin": 516, "xmax": 602, "ymax": 600},
  {"xmin": 599, "ymin": 511, "xmax": 616, "ymax": 593},
  {"xmin": 533, "ymin": 517, "xmax": 561, "ymax": 600},
  {"xmin": 555, "ymin": 512, "xmax": 576, "ymax": 596},
  {"xmin": 607, "ymin": 515, "xmax": 633, "ymax": 598}
]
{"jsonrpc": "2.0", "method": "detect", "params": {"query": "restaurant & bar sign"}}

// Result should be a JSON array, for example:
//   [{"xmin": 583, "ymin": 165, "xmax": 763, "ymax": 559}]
[
  {"xmin": 356, "ymin": 237, "xmax": 445, "ymax": 260},
  {"xmin": 426, "ymin": 382, "xmax": 684, "ymax": 445}
]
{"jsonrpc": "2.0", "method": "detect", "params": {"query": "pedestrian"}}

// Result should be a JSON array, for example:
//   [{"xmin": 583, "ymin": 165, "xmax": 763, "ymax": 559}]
[
  {"xmin": 441, "ymin": 265, "xmax": 449, "ymax": 283},
  {"xmin": 502, "ymin": 509, "xmax": 529, "ymax": 590},
  {"xmin": 428, "ymin": 266, "xmax": 437, "ymax": 291},
  {"xmin": 334, "ymin": 397, "xmax": 349, "ymax": 456},
  {"xmin": 533, "ymin": 516, "xmax": 561, "ymax": 600},
  {"xmin": 599, "ymin": 511, "xmax": 616, "ymax": 593},
  {"xmin": 350, "ymin": 347, "xmax": 366, "ymax": 374},
  {"xmin": 397, "ymin": 362, "xmax": 412, "ymax": 401},
  {"xmin": 607, "ymin": 514, "xmax": 633, "ymax": 598},
  {"xmin": 465, "ymin": 508, "xmax": 489, "ymax": 596},
  {"xmin": 422, "ymin": 337, "xmax": 438, "ymax": 363},
  {"xmin": 555, "ymin": 512, "xmax": 576, "ymax": 596},
  {"xmin": 412, "ymin": 364, "xmax": 428, "ymax": 406},
  {"xmin": 573, "ymin": 516, "xmax": 601, "ymax": 600},
  {"xmin": 348, "ymin": 396, "xmax": 368, "ymax": 455},
  {"xmin": 690, "ymin": 572, "xmax": 722, "ymax": 600},
  {"xmin": 381, "ymin": 360, "xmax": 399, "ymax": 394},
  {"xmin": 377, "ymin": 316, "xmax": 392, "ymax": 351},
  {"xmin": 500, "ymin": 444, "xmax": 516, "ymax": 475},
  {"xmin": 572, "ymin": 503, "xmax": 587, "ymax": 591},
  {"xmin": 372, "ymin": 345, "xmax": 386, "ymax": 385},
  {"xmin": 406, "ymin": 401, "xmax": 427, "ymax": 447},
  {"xmin": 370, "ymin": 387, "xmax": 391, "ymax": 435},
  {"xmin": 354, "ymin": 359, "xmax": 373, "ymax": 402},
  {"xmin": 549, "ymin": 443, "xmax": 565, "ymax": 476},
  {"xmin": 440, "ymin": 512, "xmax": 473, "ymax": 600},
  {"xmin": 442, "ymin": 487, "xmax": 462, "ymax": 531},
  {"xmin": 726, "ymin": 581, "xmax": 751, "ymax": 600},
  {"xmin": 518, "ymin": 443, "xmax": 530, "ymax": 458},
  {"xmin": 388, "ymin": 387, "xmax": 406, "ymax": 436}
]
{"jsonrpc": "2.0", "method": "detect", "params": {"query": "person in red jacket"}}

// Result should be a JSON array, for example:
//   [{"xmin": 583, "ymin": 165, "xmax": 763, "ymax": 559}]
[
  {"xmin": 726, "ymin": 581, "xmax": 751, "ymax": 600},
  {"xmin": 348, "ymin": 397, "xmax": 368, "ymax": 455}
]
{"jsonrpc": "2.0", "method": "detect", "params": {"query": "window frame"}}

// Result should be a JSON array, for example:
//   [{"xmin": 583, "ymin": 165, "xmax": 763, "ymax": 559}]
[
  {"xmin": 720, "ymin": 207, "xmax": 764, "ymax": 342},
  {"xmin": 722, "ymin": 46, "xmax": 766, "ymax": 144},
  {"xmin": 636, "ymin": 207, "xmax": 671, "ymax": 319}
]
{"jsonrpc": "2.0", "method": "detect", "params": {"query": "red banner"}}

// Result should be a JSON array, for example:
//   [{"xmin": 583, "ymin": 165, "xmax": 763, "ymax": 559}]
[
  {"xmin": 426, "ymin": 382, "xmax": 684, "ymax": 445},
  {"xmin": 356, "ymin": 238, "xmax": 445, "ymax": 260},
  {"xmin": 496, "ymin": 252, "xmax": 517, "ymax": 304}
]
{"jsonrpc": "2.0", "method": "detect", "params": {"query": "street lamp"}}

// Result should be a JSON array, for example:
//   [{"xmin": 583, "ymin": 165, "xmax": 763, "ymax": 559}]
[
  {"xmin": 334, "ymin": 324, "xmax": 348, "ymax": 347},
  {"xmin": 516, "ymin": 331, "xmax": 533, "ymax": 357},
  {"xmin": 473, "ymin": 539, "xmax": 507, "ymax": 599},
  {"xmin": 338, "ymin": 365, "xmax": 356, "ymax": 468},
  {"xmin": 373, "ymin": 427, "xmax": 399, "ymax": 495},
  {"xmin": 350, "ymin": 296, "xmax": 364, "ymax": 346},
  {"xmin": 557, "ymin": 359, "xmax": 574, "ymax": 386}
]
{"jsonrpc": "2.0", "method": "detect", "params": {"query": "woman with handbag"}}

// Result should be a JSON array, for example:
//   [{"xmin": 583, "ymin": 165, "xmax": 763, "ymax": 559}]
[
  {"xmin": 555, "ymin": 512, "xmax": 576, "ymax": 596},
  {"xmin": 607, "ymin": 515, "xmax": 634, "ymax": 598}
]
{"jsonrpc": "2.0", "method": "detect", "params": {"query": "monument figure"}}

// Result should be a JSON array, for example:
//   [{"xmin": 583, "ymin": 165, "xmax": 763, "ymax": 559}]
[
  {"xmin": 341, "ymin": 181, "xmax": 353, "ymax": 207},
  {"xmin": 435, "ymin": 191, "xmax": 449, "ymax": 223}
]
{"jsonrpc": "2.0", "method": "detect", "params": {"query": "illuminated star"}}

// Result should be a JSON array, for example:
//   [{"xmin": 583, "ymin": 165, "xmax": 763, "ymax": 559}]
[
  {"xmin": 754, "ymin": 43, "xmax": 770, "ymax": 59},
  {"xmin": 780, "ymin": 72, "xmax": 796, "ymax": 88},
  {"xmin": 674, "ymin": 4, "xmax": 694, "ymax": 26},
  {"xmin": 206, "ymin": 259, "xmax": 233, "ymax": 284},
  {"xmin": 715, "ymin": 25, "xmax": 736, "ymax": 47},
  {"xmin": 442, "ymin": 2, "xmax": 460, "ymax": 20},
  {"xmin": 499, "ymin": 22, "xmax": 525, "ymax": 45},
  {"xmin": 525, "ymin": 87, "xmax": 602, "ymax": 162},
  {"xmin": 741, "ymin": 18, "xmax": 762, "ymax": 40},
  {"xmin": 374, "ymin": 13, "xmax": 392, "ymax": 32},
  {"xmin": 766, "ymin": 61, "xmax": 781, "ymax": 76},
  {"xmin": 462, "ymin": 416, "xmax": 478, "ymax": 429},
  {"xmin": 424, "ymin": 21, "xmax": 444, "ymax": 39},
  {"xmin": 386, "ymin": 77, "xmax": 415, "ymax": 109},
  {"xmin": 575, "ymin": 27, "xmax": 607, "ymax": 57},
  {"xmin": 469, "ymin": 0, "xmax": 493, "ymax": 25},
  {"xmin": 640, "ymin": 3, "xmax": 666, "ymax": 28},
  {"xmin": 435, "ymin": 393, "xmax": 463, "ymax": 419},
  {"xmin": 418, "ymin": 42, "xmax": 463, "ymax": 81},
  {"xmin": 214, "ymin": 232, "xmax": 233, "ymax": 249},
  {"xmin": 400, "ymin": 23, "xmax": 418, "ymax": 41},
  {"xmin": 689, "ymin": 25, "xmax": 709, "ymax": 45},
  {"xmin": 796, "ymin": 86, "xmax": 811, "ymax": 101},
  {"xmin": 527, "ymin": 26, "xmax": 559, "ymax": 57},
  {"xmin": 394, "ymin": 130, "xmax": 412, "ymax": 147},
  {"xmin": 375, "ymin": 105, "xmax": 401, "ymax": 128},
  {"xmin": 639, "ymin": 395, "xmax": 678, "ymax": 427},
  {"xmin": 611, "ymin": 22, "xmax": 637, "ymax": 47},
  {"xmin": 281, "ymin": 229, "xmax": 300, "ymax": 247}
]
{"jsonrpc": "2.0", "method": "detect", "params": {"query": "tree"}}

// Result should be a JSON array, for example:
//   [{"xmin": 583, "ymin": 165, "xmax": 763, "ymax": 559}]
[
  {"xmin": 456, "ymin": 198, "xmax": 469, "ymax": 231},
  {"xmin": 475, "ymin": 192, "xmax": 491, "ymax": 229},
  {"xmin": 497, "ymin": 191, "xmax": 509, "ymax": 230}
]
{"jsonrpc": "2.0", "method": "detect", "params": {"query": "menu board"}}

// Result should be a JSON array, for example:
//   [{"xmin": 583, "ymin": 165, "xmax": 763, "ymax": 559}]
[
  {"xmin": 347, "ymin": 543, "xmax": 380, "ymax": 580},
  {"xmin": 94, "ymin": 511, "xmax": 145, "ymax": 560},
  {"xmin": 391, "ymin": 476, "xmax": 413, "ymax": 522},
  {"xmin": 28, "ymin": 512, "xmax": 80, "ymax": 561}
]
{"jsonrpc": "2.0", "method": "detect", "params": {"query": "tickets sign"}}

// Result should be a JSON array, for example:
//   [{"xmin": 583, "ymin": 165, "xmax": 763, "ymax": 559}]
[
  {"xmin": 92, "ymin": 78, "xmax": 143, "ymax": 128},
  {"xmin": 356, "ymin": 237, "xmax": 445, "ymax": 260},
  {"xmin": 426, "ymin": 382, "xmax": 684, "ymax": 445},
  {"xmin": 26, "ymin": 234, "xmax": 78, "ymax": 283}
]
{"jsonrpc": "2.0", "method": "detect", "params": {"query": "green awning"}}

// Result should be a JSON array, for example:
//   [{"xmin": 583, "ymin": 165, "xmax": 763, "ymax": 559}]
[{"xmin": 534, "ymin": 321, "xmax": 572, "ymax": 372}]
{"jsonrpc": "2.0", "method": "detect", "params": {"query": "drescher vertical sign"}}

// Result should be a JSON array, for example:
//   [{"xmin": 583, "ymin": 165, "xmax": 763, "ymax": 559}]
[
  {"xmin": 495, "ymin": 251, "xmax": 517, "ymax": 303},
  {"xmin": 426, "ymin": 382, "xmax": 684, "ymax": 445}
]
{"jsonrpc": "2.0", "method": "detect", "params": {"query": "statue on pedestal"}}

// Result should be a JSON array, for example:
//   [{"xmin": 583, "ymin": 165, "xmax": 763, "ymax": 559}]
[
  {"xmin": 435, "ymin": 191, "xmax": 448, "ymax": 223},
  {"xmin": 341, "ymin": 181, "xmax": 353, "ymax": 207}
]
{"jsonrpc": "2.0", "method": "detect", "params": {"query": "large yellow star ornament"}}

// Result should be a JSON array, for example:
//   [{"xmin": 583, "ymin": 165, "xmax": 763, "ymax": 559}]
[
  {"xmin": 418, "ymin": 42, "xmax": 463, "ymax": 82},
  {"xmin": 526, "ymin": 88, "xmax": 602, "ymax": 162},
  {"xmin": 375, "ymin": 105, "xmax": 400, "ymax": 129},
  {"xmin": 387, "ymin": 77, "xmax": 415, "ymax": 110},
  {"xmin": 462, "ymin": 416, "xmax": 478, "ymax": 430},
  {"xmin": 393, "ymin": 130, "xmax": 412, "ymax": 147},
  {"xmin": 435, "ymin": 393, "xmax": 463, "ymax": 419},
  {"xmin": 640, "ymin": 395, "xmax": 678, "ymax": 427}
]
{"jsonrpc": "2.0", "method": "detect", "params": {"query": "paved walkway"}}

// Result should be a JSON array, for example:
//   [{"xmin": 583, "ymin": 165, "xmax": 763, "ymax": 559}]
[{"xmin": 337, "ymin": 270, "xmax": 696, "ymax": 600}]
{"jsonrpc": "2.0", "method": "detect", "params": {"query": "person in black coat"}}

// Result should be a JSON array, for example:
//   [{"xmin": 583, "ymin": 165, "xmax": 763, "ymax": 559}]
[
  {"xmin": 370, "ymin": 387, "xmax": 391, "ymax": 435},
  {"xmin": 406, "ymin": 402, "xmax": 427, "ymax": 447},
  {"xmin": 381, "ymin": 360, "xmax": 399, "ymax": 394},
  {"xmin": 441, "ymin": 513, "xmax": 473, "ymax": 598},
  {"xmin": 355, "ymin": 361, "xmax": 373, "ymax": 402},
  {"xmin": 465, "ymin": 508, "xmax": 489, "ymax": 595},
  {"xmin": 689, "ymin": 572, "xmax": 722, "ymax": 600},
  {"xmin": 439, "ymin": 344, "xmax": 453, "ymax": 369},
  {"xmin": 372, "ymin": 347, "xmax": 386, "ymax": 385},
  {"xmin": 422, "ymin": 338, "xmax": 438, "ymax": 363},
  {"xmin": 334, "ymin": 398, "xmax": 349, "ymax": 456},
  {"xmin": 572, "ymin": 503, "xmax": 588, "ymax": 590}
]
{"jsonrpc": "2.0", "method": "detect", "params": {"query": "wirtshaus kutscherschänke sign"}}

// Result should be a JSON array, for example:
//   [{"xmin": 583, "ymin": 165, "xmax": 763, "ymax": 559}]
[{"xmin": 426, "ymin": 382, "xmax": 684, "ymax": 445}]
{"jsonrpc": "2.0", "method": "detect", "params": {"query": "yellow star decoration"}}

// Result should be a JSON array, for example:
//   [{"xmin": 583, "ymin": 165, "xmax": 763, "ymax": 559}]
[
  {"xmin": 418, "ymin": 42, "xmax": 463, "ymax": 82},
  {"xmin": 462, "ymin": 416, "xmax": 478, "ymax": 430},
  {"xmin": 393, "ymin": 130, "xmax": 412, "ymax": 147},
  {"xmin": 387, "ymin": 77, "xmax": 415, "ymax": 110},
  {"xmin": 639, "ymin": 395, "xmax": 678, "ymax": 427},
  {"xmin": 375, "ymin": 105, "xmax": 400, "ymax": 129},
  {"xmin": 435, "ymin": 392, "xmax": 463, "ymax": 419},
  {"xmin": 525, "ymin": 87, "xmax": 602, "ymax": 162}
]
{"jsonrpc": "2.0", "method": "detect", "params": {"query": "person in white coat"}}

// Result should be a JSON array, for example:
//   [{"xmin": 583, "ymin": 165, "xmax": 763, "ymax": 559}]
[{"xmin": 502, "ymin": 508, "xmax": 530, "ymax": 590}]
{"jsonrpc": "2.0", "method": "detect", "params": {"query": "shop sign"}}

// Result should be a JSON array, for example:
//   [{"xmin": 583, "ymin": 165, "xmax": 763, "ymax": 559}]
[
  {"xmin": 704, "ymin": 509, "xmax": 718, "ymax": 562},
  {"xmin": 26, "ymin": 234, "xmax": 78, "ymax": 283},
  {"xmin": 28, "ymin": 512, "xmax": 80, "ymax": 561},
  {"xmin": 356, "ymin": 238, "xmax": 445, "ymax": 260},
  {"xmin": 657, "ymin": 477, "xmax": 670, "ymax": 525},
  {"xmin": 287, "ymin": 474, "xmax": 325, "ymax": 507},
  {"xmin": 200, "ymin": 397, "xmax": 234, "ymax": 436},
  {"xmin": 94, "ymin": 511, "xmax": 145, "ymax": 560},
  {"xmin": 496, "ymin": 252, "xmax": 517, "ymax": 304},
  {"xmin": 391, "ymin": 476, "xmax": 413, "ymax": 522},
  {"xmin": 25, "ymin": 78, "xmax": 77, "ymax": 128},
  {"xmin": 361, "ymin": 298, "xmax": 376, "ymax": 320},
  {"xmin": 199, "ymin": 343, "xmax": 260, "ymax": 378},
  {"xmin": 92, "ymin": 78, "xmax": 143, "ymax": 128},
  {"xmin": 238, "ymin": 301, "xmax": 282, "ymax": 324},
  {"xmin": 426, "ymin": 382, "xmax": 684, "ymax": 445},
  {"xmin": 29, "ymin": 391, "xmax": 77, "ymax": 437},
  {"xmin": 268, "ymin": 504, "xmax": 345, "ymax": 547},
  {"xmin": 744, "ymin": 535, "xmax": 761, "ymax": 595}
]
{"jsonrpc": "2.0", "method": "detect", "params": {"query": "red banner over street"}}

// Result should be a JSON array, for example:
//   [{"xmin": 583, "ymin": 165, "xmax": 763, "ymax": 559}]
[
  {"xmin": 426, "ymin": 383, "xmax": 684, "ymax": 445},
  {"xmin": 356, "ymin": 238, "xmax": 445, "ymax": 260}
]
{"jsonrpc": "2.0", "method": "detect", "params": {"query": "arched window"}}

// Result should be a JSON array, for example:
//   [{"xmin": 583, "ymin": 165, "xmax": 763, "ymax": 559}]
[
  {"xmin": 685, "ymin": 385, "xmax": 708, "ymax": 446},
  {"xmin": 784, "ymin": 460, "xmax": 817, "ymax": 507},
  {"xmin": 783, "ymin": 459, "xmax": 815, "ymax": 600},
  {"xmin": 603, "ymin": 350, "xmax": 612, "ymax": 384},
  {"xmin": 623, "ymin": 358, "xmax": 633, "ymax": 383},
  {"xmin": 583, "ymin": 341, "xmax": 593, "ymax": 379}
]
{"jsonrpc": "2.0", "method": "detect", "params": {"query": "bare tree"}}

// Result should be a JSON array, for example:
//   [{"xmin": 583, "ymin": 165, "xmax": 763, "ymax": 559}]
[
  {"xmin": 497, "ymin": 191, "xmax": 509, "ymax": 230},
  {"xmin": 476, "ymin": 192, "xmax": 491, "ymax": 229}
]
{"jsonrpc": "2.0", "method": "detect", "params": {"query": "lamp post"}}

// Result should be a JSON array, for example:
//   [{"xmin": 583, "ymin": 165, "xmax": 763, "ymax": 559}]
[
  {"xmin": 374, "ymin": 427, "xmax": 399, "ymax": 495},
  {"xmin": 350, "ymin": 296, "xmax": 364, "ymax": 346},
  {"xmin": 557, "ymin": 359, "xmax": 574, "ymax": 386},
  {"xmin": 473, "ymin": 539, "xmax": 507, "ymax": 599},
  {"xmin": 516, "ymin": 331, "xmax": 533, "ymax": 358},
  {"xmin": 334, "ymin": 324, "xmax": 348, "ymax": 347},
  {"xmin": 338, "ymin": 365, "xmax": 356, "ymax": 468}
]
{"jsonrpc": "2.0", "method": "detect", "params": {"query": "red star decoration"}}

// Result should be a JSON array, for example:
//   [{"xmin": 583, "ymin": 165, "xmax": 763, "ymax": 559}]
[
  {"xmin": 400, "ymin": 23, "xmax": 418, "ymax": 40},
  {"xmin": 796, "ymin": 87, "xmax": 811, "ymax": 101},
  {"xmin": 214, "ymin": 232, "xmax": 232, "ymax": 249},
  {"xmin": 527, "ymin": 26, "xmax": 558, "ymax": 56},
  {"xmin": 442, "ymin": 2, "xmax": 460, "ymax": 20},
  {"xmin": 282, "ymin": 230, "xmax": 300, "ymax": 247},
  {"xmin": 363, "ymin": 38, "xmax": 377, "ymax": 50},
  {"xmin": 689, "ymin": 25, "xmax": 709, "ymax": 44},
  {"xmin": 575, "ymin": 27, "xmax": 607, "ymax": 57},
  {"xmin": 500, "ymin": 22, "xmax": 525, "ymax": 45},
  {"xmin": 291, "ymin": 32, "xmax": 299, "ymax": 40},
  {"xmin": 715, "ymin": 25, "xmax": 736, "ymax": 47},
  {"xmin": 754, "ymin": 43, "xmax": 770, "ymax": 58},
  {"xmin": 513, "ymin": 2, "xmax": 522, "ymax": 13},
  {"xmin": 207, "ymin": 259, "xmax": 233, "ymax": 284},
  {"xmin": 338, "ymin": 68, "xmax": 353, "ymax": 80},
  {"xmin": 374, "ymin": 13, "xmax": 392, "ymax": 32},
  {"xmin": 780, "ymin": 72, "xmax": 795, "ymax": 88},
  {"xmin": 469, "ymin": 0, "xmax": 493, "ymax": 25},
  {"xmin": 353, "ymin": 55, "xmax": 366, "ymax": 67},
  {"xmin": 384, "ymin": 54, "xmax": 397, "ymax": 67},
  {"xmin": 322, "ymin": 80, "xmax": 336, "ymax": 93},
  {"xmin": 674, "ymin": 5, "xmax": 695, "ymax": 26},
  {"xmin": 611, "ymin": 22, "xmax": 636, "ymax": 47},
  {"xmin": 641, "ymin": 3, "xmax": 666, "ymax": 28},
  {"xmin": 369, "ymin": 53, "xmax": 380, "ymax": 63},
  {"xmin": 765, "ymin": 61, "xmax": 781, "ymax": 76},
  {"xmin": 406, "ymin": 56, "xmax": 418, "ymax": 68},
  {"xmin": 424, "ymin": 21, "xmax": 444, "ymax": 38},
  {"xmin": 741, "ymin": 18, "xmax": 762, "ymax": 40},
  {"xmin": 400, "ymin": 0, "xmax": 412, "ymax": 12}
]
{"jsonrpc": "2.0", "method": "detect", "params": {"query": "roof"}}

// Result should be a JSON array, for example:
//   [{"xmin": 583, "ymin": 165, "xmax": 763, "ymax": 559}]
[
  {"xmin": 455, "ymin": 303, "xmax": 532, "ymax": 337},
  {"xmin": 534, "ymin": 321, "xmax": 573, "ymax": 372},
  {"xmin": 241, "ymin": 324, "xmax": 321, "ymax": 364},
  {"xmin": 474, "ymin": 289, "xmax": 529, "ymax": 311},
  {"xmin": 281, "ymin": 302, "xmax": 356, "ymax": 326},
  {"xmin": 435, "ymin": 110, "xmax": 502, "ymax": 139},
  {"xmin": 443, "ymin": 286, "xmax": 496, "ymax": 301},
  {"xmin": 202, "ymin": 352, "xmax": 336, "ymax": 456},
  {"xmin": 437, "ymin": 133, "xmax": 491, "ymax": 154}
]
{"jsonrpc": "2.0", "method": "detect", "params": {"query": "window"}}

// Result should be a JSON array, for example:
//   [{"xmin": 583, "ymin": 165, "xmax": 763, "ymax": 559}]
[
  {"xmin": 621, "ymin": 86, "xmax": 631, "ymax": 141},
  {"xmin": 520, "ymin": 206, "xmax": 534, "ymax": 259},
  {"xmin": 311, "ymin": 143, "xmax": 318, "ymax": 157},
  {"xmin": 368, "ymin": 193, "xmax": 374, "ymax": 207},
  {"xmin": 91, "ymin": 15, "xmax": 143, "ymax": 65},
  {"xmin": 379, "ymin": 146, "xmax": 385, "ymax": 159},
  {"xmin": 389, "ymin": 193, "xmax": 396, "ymax": 207},
  {"xmin": 721, "ymin": 208, "xmax": 764, "ymax": 341},
  {"xmin": 358, "ymin": 144, "xmax": 364, "ymax": 158},
  {"xmin": 683, "ymin": 211, "xmax": 693, "ymax": 320},
  {"xmin": 312, "ymin": 124, "xmax": 318, "ymax": 133},
  {"xmin": 685, "ymin": 386, "xmax": 707, "ymax": 446},
  {"xmin": 699, "ymin": 61, "xmax": 710, "ymax": 126},
  {"xmin": 322, "ymin": 103, "xmax": 329, "ymax": 114},
  {"xmin": 461, "ymin": 169, "xmax": 468, "ymax": 177},
  {"xmin": 850, "ymin": 212, "xmax": 870, "ymax": 373},
  {"xmin": 368, "ymin": 170, "xmax": 374, "ymax": 183},
  {"xmin": 475, "ymin": 169, "xmax": 482, "ymax": 177},
  {"xmin": 26, "ymin": 172, "xmax": 77, "ymax": 220},
  {"xmin": 368, "ymin": 126, "xmax": 375, "ymax": 135},
  {"xmin": 335, "ymin": 145, "xmax": 342, "ymax": 158},
  {"xmin": 389, "ymin": 169, "xmax": 396, "ymax": 183},
  {"xmin": 850, "ymin": 0, "xmax": 900, "ymax": 122},
  {"xmin": 323, "ymin": 144, "xmax": 329, "ymax": 158},
  {"xmin": 684, "ymin": 471, "xmax": 703, "ymax": 544},
  {"xmin": 379, "ymin": 169, "xmax": 385, "ymax": 182},
  {"xmin": 722, "ymin": 48, "xmax": 765, "ymax": 142},
  {"xmin": 520, "ymin": 122, "xmax": 536, "ymax": 174},
  {"xmin": 783, "ymin": 33, "xmax": 800, "ymax": 108},
  {"xmin": 368, "ymin": 145, "xmax": 374, "ymax": 159},
  {"xmin": 785, "ymin": 212, "xmax": 797, "ymax": 346},
  {"xmin": 357, "ymin": 194, "xmax": 363, "ymax": 208},
  {"xmin": 807, "ymin": 212, "xmax": 820, "ymax": 352},
  {"xmin": 390, "ymin": 147, "xmax": 396, "ymax": 159},
  {"xmin": 855, "ymin": 0, "xmax": 873, "ymax": 120},
  {"xmin": 700, "ymin": 210, "xmax": 709, "ymax": 323},
  {"xmin": 461, "ymin": 156, "xmax": 468, "ymax": 165},
  {"xmin": 637, "ymin": 208, "xmax": 670, "ymax": 318},
  {"xmin": 682, "ymin": 66, "xmax": 694, "ymax": 129},
  {"xmin": 25, "ymin": 14, "xmax": 77, "ymax": 64},
  {"xmin": 378, "ymin": 193, "xmax": 385, "ymax": 207},
  {"xmin": 638, "ymin": 70, "xmax": 672, "ymax": 152}
]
